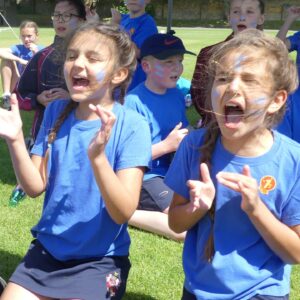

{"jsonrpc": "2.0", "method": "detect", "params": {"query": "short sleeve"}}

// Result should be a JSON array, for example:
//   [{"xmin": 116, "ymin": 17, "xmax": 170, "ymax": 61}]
[
  {"xmin": 288, "ymin": 31, "xmax": 300, "ymax": 52},
  {"xmin": 10, "ymin": 45, "xmax": 20, "ymax": 56}
]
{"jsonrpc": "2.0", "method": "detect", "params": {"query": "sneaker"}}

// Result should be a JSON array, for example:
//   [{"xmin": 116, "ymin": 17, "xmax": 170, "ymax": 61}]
[
  {"xmin": 1, "ymin": 94, "xmax": 11, "ymax": 110},
  {"xmin": 0, "ymin": 276, "xmax": 6, "ymax": 295},
  {"xmin": 8, "ymin": 187, "xmax": 26, "ymax": 207}
]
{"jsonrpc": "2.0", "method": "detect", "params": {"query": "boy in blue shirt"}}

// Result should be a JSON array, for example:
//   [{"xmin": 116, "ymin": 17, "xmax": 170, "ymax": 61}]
[
  {"xmin": 125, "ymin": 33, "xmax": 195, "ymax": 241},
  {"xmin": 111, "ymin": 0, "xmax": 158, "ymax": 91}
]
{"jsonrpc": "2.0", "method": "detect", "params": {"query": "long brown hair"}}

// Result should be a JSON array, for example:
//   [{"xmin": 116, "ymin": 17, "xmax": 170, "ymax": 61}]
[
  {"xmin": 201, "ymin": 29, "xmax": 298, "ymax": 262},
  {"xmin": 48, "ymin": 22, "xmax": 137, "ymax": 145}
]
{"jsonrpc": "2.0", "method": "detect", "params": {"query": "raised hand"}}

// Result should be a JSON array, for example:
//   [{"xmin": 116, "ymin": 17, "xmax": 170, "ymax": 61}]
[
  {"xmin": 0, "ymin": 94, "xmax": 23, "ymax": 141},
  {"xmin": 164, "ymin": 122, "xmax": 189, "ymax": 152},
  {"xmin": 186, "ymin": 163, "xmax": 215, "ymax": 213},
  {"xmin": 216, "ymin": 165, "xmax": 261, "ymax": 214},
  {"xmin": 286, "ymin": 6, "xmax": 300, "ymax": 21},
  {"xmin": 111, "ymin": 8, "xmax": 122, "ymax": 24},
  {"xmin": 87, "ymin": 104, "xmax": 116, "ymax": 159}
]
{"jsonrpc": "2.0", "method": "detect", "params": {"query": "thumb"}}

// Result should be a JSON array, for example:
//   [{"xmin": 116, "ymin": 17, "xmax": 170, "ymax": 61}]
[
  {"xmin": 200, "ymin": 163, "xmax": 212, "ymax": 184},
  {"xmin": 174, "ymin": 122, "xmax": 182, "ymax": 130},
  {"xmin": 242, "ymin": 164, "xmax": 251, "ymax": 177}
]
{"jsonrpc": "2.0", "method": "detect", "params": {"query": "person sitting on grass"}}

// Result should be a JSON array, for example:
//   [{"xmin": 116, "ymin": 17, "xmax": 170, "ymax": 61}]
[{"xmin": 125, "ymin": 33, "xmax": 196, "ymax": 241}]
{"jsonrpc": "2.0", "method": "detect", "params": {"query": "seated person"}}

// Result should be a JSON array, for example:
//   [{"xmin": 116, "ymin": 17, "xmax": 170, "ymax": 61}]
[{"xmin": 125, "ymin": 33, "xmax": 195, "ymax": 241}]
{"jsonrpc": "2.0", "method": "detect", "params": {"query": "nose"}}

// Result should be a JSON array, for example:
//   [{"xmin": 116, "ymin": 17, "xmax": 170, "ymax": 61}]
[
  {"xmin": 228, "ymin": 77, "xmax": 241, "ymax": 96},
  {"xmin": 73, "ymin": 55, "xmax": 85, "ymax": 69},
  {"xmin": 240, "ymin": 14, "xmax": 246, "ymax": 21}
]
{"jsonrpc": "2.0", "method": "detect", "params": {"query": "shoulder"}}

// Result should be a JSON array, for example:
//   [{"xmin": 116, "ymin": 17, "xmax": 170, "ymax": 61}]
[{"xmin": 275, "ymin": 130, "xmax": 300, "ymax": 161}]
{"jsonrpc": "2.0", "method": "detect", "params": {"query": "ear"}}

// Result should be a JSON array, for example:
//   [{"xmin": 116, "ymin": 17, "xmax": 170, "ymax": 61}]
[
  {"xmin": 257, "ymin": 14, "xmax": 265, "ymax": 26},
  {"xmin": 111, "ymin": 67, "xmax": 129, "ymax": 85},
  {"xmin": 267, "ymin": 90, "xmax": 287, "ymax": 114},
  {"xmin": 141, "ymin": 59, "xmax": 151, "ymax": 73}
]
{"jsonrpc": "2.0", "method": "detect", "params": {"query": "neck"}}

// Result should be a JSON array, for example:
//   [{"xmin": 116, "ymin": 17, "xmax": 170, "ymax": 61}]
[
  {"xmin": 222, "ymin": 128, "xmax": 274, "ymax": 157},
  {"xmin": 145, "ymin": 78, "xmax": 167, "ymax": 95},
  {"xmin": 130, "ymin": 10, "xmax": 145, "ymax": 18},
  {"xmin": 76, "ymin": 98, "xmax": 114, "ymax": 120}
]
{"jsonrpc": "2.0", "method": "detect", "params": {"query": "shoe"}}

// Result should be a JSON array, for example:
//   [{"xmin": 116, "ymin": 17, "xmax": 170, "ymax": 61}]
[
  {"xmin": 9, "ymin": 187, "xmax": 26, "ymax": 207},
  {"xmin": 1, "ymin": 94, "xmax": 11, "ymax": 110}
]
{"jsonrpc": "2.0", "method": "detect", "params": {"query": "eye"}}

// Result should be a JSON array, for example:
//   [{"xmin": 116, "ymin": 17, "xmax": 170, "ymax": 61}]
[{"xmin": 66, "ymin": 52, "xmax": 77, "ymax": 61}]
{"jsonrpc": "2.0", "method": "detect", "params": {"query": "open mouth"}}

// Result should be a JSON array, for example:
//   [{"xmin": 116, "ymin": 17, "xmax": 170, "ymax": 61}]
[
  {"xmin": 72, "ymin": 76, "xmax": 89, "ymax": 88},
  {"xmin": 224, "ymin": 103, "xmax": 244, "ymax": 127},
  {"xmin": 237, "ymin": 24, "xmax": 247, "ymax": 31}
]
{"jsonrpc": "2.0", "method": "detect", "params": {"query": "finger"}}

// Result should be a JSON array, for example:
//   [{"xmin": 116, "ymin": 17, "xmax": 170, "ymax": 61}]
[
  {"xmin": 200, "ymin": 163, "xmax": 212, "ymax": 184},
  {"xmin": 242, "ymin": 165, "xmax": 251, "ymax": 177},
  {"xmin": 217, "ymin": 175, "xmax": 240, "ymax": 192},
  {"xmin": 179, "ymin": 128, "xmax": 189, "ymax": 135},
  {"xmin": 174, "ymin": 122, "xmax": 182, "ymax": 130}
]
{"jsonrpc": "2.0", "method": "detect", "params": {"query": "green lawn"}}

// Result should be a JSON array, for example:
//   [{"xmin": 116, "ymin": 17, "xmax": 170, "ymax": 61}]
[{"xmin": 0, "ymin": 26, "xmax": 299, "ymax": 299}]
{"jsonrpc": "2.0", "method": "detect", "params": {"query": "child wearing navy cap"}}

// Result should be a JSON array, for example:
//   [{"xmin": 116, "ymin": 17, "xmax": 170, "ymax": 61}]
[{"xmin": 125, "ymin": 33, "xmax": 195, "ymax": 241}]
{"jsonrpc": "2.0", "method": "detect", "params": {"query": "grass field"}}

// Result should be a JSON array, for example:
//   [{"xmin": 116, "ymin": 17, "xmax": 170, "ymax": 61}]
[{"xmin": 0, "ymin": 26, "xmax": 299, "ymax": 299}]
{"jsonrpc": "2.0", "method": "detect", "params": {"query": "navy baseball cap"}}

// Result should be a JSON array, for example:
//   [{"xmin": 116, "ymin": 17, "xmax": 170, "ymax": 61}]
[{"xmin": 140, "ymin": 33, "xmax": 196, "ymax": 60}]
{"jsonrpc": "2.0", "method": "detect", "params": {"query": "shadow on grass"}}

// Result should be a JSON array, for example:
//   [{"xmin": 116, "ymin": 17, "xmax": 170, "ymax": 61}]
[
  {"xmin": 0, "ymin": 249, "xmax": 23, "ymax": 281},
  {"xmin": 124, "ymin": 292, "xmax": 157, "ymax": 300}
]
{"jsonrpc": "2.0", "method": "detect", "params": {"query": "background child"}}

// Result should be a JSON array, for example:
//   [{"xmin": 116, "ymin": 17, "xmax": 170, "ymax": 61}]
[
  {"xmin": 0, "ymin": 20, "xmax": 43, "ymax": 109},
  {"xmin": 191, "ymin": 0, "xmax": 265, "ymax": 127},
  {"xmin": 125, "ymin": 33, "xmax": 195, "ymax": 241},
  {"xmin": 0, "ymin": 21, "xmax": 151, "ymax": 300},
  {"xmin": 10, "ymin": 0, "xmax": 86, "ymax": 205},
  {"xmin": 165, "ymin": 29, "xmax": 300, "ymax": 300},
  {"xmin": 111, "ymin": 0, "xmax": 158, "ymax": 91},
  {"xmin": 276, "ymin": 6, "xmax": 300, "ymax": 142}
]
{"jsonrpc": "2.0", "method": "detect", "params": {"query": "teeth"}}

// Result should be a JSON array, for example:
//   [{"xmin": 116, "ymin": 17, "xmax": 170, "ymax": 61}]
[{"xmin": 225, "ymin": 103, "xmax": 238, "ymax": 108}]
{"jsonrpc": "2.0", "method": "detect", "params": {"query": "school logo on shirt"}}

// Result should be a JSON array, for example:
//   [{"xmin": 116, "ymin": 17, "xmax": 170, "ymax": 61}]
[
  {"xmin": 129, "ymin": 28, "xmax": 135, "ymax": 36},
  {"xmin": 259, "ymin": 175, "xmax": 276, "ymax": 195}
]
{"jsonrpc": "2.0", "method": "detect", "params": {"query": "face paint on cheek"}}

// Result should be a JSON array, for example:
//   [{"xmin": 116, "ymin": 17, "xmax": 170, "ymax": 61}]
[
  {"xmin": 247, "ymin": 96, "xmax": 268, "ymax": 117},
  {"xmin": 153, "ymin": 63, "xmax": 165, "ymax": 78},
  {"xmin": 95, "ymin": 70, "xmax": 106, "ymax": 83},
  {"xmin": 68, "ymin": 18, "xmax": 79, "ymax": 30},
  {"xmin": 211, "ymin": 88, "xmax": 220, "ymax": 112},
  {"xmin": 249, "ymin": 21, "xmax": 257, "ymax": 28},
  {"xmin": 229, "ymin": 18, "xmax": 238, "ymax": 31},
  {"xmin": 139, "ymin": 0, "xmax": 145, "ymax": 5}
]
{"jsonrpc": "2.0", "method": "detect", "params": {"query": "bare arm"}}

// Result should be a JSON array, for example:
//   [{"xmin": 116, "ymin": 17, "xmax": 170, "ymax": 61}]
[
  {"xmin": 0, "ymin": 48, "xmax": 27, "ymax": 65},
  {"xmin": 0, "ymin": 95, "xmax": 47, "ymax": 197},
  {"xmin": 88, "ymin": 104, "xmax": 145, "ymax": 224},
  {"xmin": 217, "ymin": 165, "xmax": 300, "ymax": 264},
  {"xmin": 277, "ymin": 6, "xmax": 300, "ymax": 50},
  {"xmin": 169, "ymin": 163, "xmax": 216, "ymax": 233},
  {"xmin": 152, "ymin": 122, "xmax": 188, "ymax": 160}
]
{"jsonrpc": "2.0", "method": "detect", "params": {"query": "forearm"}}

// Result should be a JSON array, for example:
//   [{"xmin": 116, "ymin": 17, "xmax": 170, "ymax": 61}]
[
  {"xmin": 7, "ymin": 134, "xmax": 46, "ymax": 197},
  {"xmin": 169, "ymin": 197, "xmax": 208, "ymax": 233},
  {"xmin": 276, "ymin": 17, "xmax": 294, "ymax": 44},
  {"xmin": 90, "ymin": 153, "xmax": 142, "ymax": 224},
  {"xmin": 248, "ymin": 200, "xmax": 300, "ymax": 264},
  {"xmin": 0, "ymin": 50, "xmax": 21, "ymax": 63},
  {"xmin": 152, "ymin": 140, "xmax": 172, "ymax": 160}
]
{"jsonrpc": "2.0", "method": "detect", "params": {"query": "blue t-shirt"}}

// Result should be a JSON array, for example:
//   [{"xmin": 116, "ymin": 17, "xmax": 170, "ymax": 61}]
[
  {"xmin": 276, "ymin": 31, "xmax": 300, "ymax": 142},
  {"xmin": 125, "ymin": 82, "xmax": 189, "ymax": 180},
  {"xmin": 120, "ymin": 13, "xmax": 158, "ymax": 91},
  {"xmin": 11, "ymin": 44, "xmax": 43, "ymax": 74},
  {"xmin": 31, "ymin": 100, "xmax": 152, "ymax": 261},
  {"xmin": 165, "ymin": 129, "xmax": 300, "ymax": 299}
]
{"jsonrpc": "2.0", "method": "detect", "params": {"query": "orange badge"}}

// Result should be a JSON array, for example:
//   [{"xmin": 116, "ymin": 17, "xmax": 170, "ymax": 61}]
[
  {"xmin": 259, "ymin": 176, "xmax": 276, "ymax": 195},
  {"xmin": 129, "ymin": 28, "xmax": 135, "ymax": 36}
]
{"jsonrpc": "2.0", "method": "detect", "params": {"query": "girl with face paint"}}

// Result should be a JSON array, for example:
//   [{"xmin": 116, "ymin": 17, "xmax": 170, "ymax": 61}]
[
  {"xmin": 191, "ymin": 0, "xmax": 265, "ymax": 128},
  {"xmin": 165, "ymin": 30, "xmax": 300, "ymax": 300},
  {"xmin": 0, "ymin": 22, "xmax": 152, "ymax": 300}
]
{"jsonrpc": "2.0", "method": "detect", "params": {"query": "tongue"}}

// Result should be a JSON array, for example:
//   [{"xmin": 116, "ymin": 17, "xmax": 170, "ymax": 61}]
[
  {"xmin": 226, "ymin": 113, "xmax": 243, "ymax": 123},
  {"xmin": 74, "ymin": 79, "xmax": 89, "ymax": 87}
]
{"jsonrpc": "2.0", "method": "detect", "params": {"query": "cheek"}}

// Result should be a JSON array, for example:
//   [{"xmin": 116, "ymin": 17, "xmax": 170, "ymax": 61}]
[
  {"xmin": 249, "ymin": 20, "xmax": 258, "ymax": 28},
  {"xmin": 229, "ymin": 18, "xmax": 238, "ymax": 29},
  {"xmin": 95, "ymin": 70, "xmax": 106, "ymax": 83},
  {"xmin": 139, "ymin": 0, "xmax": 145, "ymax": 5},
  {"xmin": 211, "ymin": 87, "xmax": 221, "ymax": 112},
  {"xmin": 68, "ymin": 19, "xmax": 79, "ymax": 30},
  {"xmin": 63, "ymin": 65, "xmax": 69, "ymax": 81},
  {"xmin": 153, "ymin": 64, "xmax": 167, "ymax": 79}
]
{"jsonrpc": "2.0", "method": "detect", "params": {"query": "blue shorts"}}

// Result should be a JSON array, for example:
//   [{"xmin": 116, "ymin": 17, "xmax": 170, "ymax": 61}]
[
  {"xmin": 181, "ymin": 287, "xmax": 289, "ymax": 300},
  {"xmin": 138, "ymin": 176, "xmax": 173, "ymax": 212},
  {"xmin": 9, "ymin": 240, "xmax": 131, "ymax": 300}
]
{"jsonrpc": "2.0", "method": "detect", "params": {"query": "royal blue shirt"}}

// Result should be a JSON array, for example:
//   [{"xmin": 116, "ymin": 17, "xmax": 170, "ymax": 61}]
[
  {"xmin": 31, "ymin": 100, "xmax": 152, "ymax": 260},
  {"xmin": 165, "ymin": 129, "xmax": 300, "ymax": 299}
]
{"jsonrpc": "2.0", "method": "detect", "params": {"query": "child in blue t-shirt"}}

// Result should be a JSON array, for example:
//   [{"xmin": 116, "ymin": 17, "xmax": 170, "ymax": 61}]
[
  {"xmin": 111, "ymin": 0, "xmax": 158, "ymax": 91},
  {"xmin": 0, "ymin": 22, "xmax": 151, "ymax": 300},
  {"xmin": 165, "ymin": 30, "xmax": 300, "ymax": 299},
  {"xmin": 125, "ymin": 33, "xmax": 195, "ymax": 241},
  {"xmin": 0, "ymin": 20, "xmax": 43, "ymax": 109},
  {"xmin": 276, "ymin": 5, "xmax": 300, "ymax": 142}
]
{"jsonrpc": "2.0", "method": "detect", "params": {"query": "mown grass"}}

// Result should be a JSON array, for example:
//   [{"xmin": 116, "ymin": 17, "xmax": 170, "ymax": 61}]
[{"xmin": 0, "ymin": 26, "xmax": 299, "ymax": 299}]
